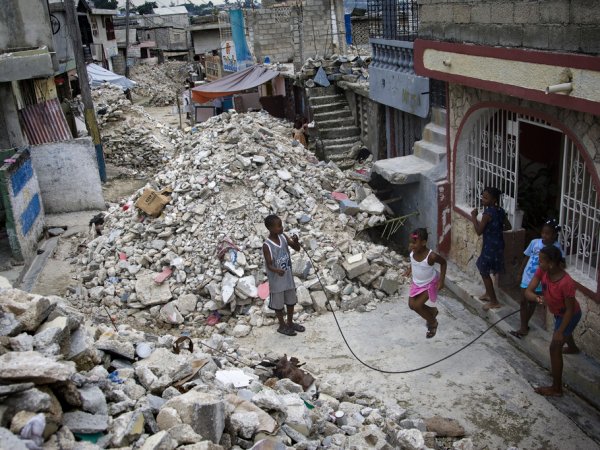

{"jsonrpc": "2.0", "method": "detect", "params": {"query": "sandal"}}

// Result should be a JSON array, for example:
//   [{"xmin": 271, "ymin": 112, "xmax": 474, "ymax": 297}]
[
  {"xmin": 509, "ymin": 330, "xmax": 528, "ymax": 339},
  {"xmin": 291, "ymin": 323, "xmax": 305, "ymax": 332},
  {"xmin": 277, "ymin": 326, "xmax": 297, "ymax": 336},
  {"xmin": 534, "ymin": 386, "xmax": 563, "ymax": 397},
  {"xmin": 426, "ymin": 320, "xmax": 438, "ymax": 339},
  {"xmin": 483, "ymin": 302, "xmax": 501, "ymax": 311}
]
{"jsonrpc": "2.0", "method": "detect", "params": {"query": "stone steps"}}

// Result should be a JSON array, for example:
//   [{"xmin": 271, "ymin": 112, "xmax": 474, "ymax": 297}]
[
  {"xmin": 310, "ymin": 101, "xmax": 351, "ymax": 114},
  {"xmin": 421, "ymin": 122, "xmax": 446, "ymax": 147},
  {"xmin": 320, "ymin": 126, "xmax": 361, "ymax": 140},
  {"xmin": 316, "ymin": 117, "xmax": 356, "ymax": 129},
  {"xmin": 413, "ymin": 139, "xmax": 447, "ymax": 165},
  {"xmin": 308, "ymin": 94, "xmax": 346, "ymax": 106},
  {"xmin": 312, "ymin": 109, "xmax": 353, "ymax": 122}
]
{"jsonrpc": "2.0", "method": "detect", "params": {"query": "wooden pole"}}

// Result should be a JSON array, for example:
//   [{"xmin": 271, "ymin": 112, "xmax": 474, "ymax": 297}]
[{"xmin": 64, "ymin": 0, "xmax": 106, "ymax": 182}]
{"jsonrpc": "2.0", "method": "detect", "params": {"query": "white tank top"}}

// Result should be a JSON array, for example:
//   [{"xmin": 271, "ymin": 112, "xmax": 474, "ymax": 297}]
[{"xmin": 410, "ymin": 250, "xmax": 437, "ymax": 287}]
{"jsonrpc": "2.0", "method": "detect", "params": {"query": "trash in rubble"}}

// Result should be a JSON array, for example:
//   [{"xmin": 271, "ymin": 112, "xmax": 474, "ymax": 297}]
[
  {"xmin": 135, "ymin": 342, "xmax": 153, "ymax": 359},
  {"xmin": 20, "ymin": 413, "xmax": 45, "ymax": 449},
  {"xmin": 89, "ymin": 213, "xmax": 105, "ymax": 236},
  {"xmin": 215, "ymin": 369, "xmax": 255, "ymax": 388},
  {"xmin": 107, "ymin": 370, "xmax": 124, "ymax": 384},
  {"xmin": 154, "ymin": 267, "xmax": 173, "ymax": 284},
  {"xmin": 257, "ymin": 282, "xmax": 270, "ymax": 300},
  {"xmin": 332, "ymin": 192, "xmax": 349, "ymax": 201},
  {"xmin": 107, "ymin": 276, "xmax": 119, "ymax": 284},
  {"xmin": 314, "ymin": 67, "xmax": 330, "ymax": 87},
  {"xmin": 118, "ymin": 252, "xmax": 127, "ymax": 261},
  {"xmin": 206, "ymin": 311, "xmax": 221, "ymax": 326},
  {"xmin": 134, "ymin": 187, "xmax": 172, "ymax": 217}
]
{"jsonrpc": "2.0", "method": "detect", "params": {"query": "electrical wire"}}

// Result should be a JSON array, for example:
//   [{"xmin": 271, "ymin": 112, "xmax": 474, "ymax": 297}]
[{"xmin": 301, "ymin": 245, "xmax": 520, "ymax": 374}]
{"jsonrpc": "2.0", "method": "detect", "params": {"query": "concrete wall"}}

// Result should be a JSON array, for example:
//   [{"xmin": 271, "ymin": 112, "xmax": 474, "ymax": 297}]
[
  {"xmin": 245, "ymin": 0, "xmax": 335, "ymax": 65},
  {"xmin": 418, "ymin": 0, "xmax": 600, "ymax": 55},
  {"xmin": 30, "ymin": 137, "xmax": 105, "ymax": 213},
  {"xmin": 192, "ymin": 30, "xmax": 221, "ymax": 54},
  {"xmin": 0, "ymin": 149, "xmax": 45, "ymax": 262},
  {"xmin": 0, "ymin": 0, "xmax": 54, "ymax": 53},
  {"xmin": 0, "ymin": 83, "xmax": 27, "ymax": 150},
  {"xmin": 447, "ymin": 83, "xmax": 600, "ymax": 359}
]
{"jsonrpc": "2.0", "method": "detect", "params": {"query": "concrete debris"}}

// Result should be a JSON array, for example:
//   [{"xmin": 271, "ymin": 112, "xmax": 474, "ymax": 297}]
[
  {"xmin": 65, "ymin": 109, "xmax": 410, "ymax": 340},
  {"xmin": 130, "ymin": 61, "xmax": 190, "ymax": 106},
  {"xmin": 300, "ymin": 54, "xmax": 370, "ymax": 85},
  {"xmin": 0, "ymin": 287, "xmax": 471, "ymax": 449}
]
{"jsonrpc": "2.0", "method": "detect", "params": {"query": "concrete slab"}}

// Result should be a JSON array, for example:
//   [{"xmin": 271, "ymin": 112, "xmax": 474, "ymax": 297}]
[
  {"xmin": 372, "ymin": 155, "xmax": 433, "ymax": 185},
  {"xmin": 237, "ymin": 287, "xmax": 600, "ymax": 449}
]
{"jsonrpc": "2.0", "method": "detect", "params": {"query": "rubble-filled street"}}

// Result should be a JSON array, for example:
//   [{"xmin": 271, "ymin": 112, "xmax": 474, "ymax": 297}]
[{"xmin": 2, "ymin": 79, "xmax": 598, "ymax": 450}]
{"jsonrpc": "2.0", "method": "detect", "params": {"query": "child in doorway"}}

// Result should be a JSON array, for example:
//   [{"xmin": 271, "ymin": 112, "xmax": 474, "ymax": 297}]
[
  {"xmin": 406, "ymin": 228, "xmax": 447, "ymax": 339},
  {"xmin": 525, "ymin": 245, "xmax": 581, "ymax": 397},
  {"xmin": 263, "ymin": 214, "xmax": 305, "ymax": 336},
  {"xmin": 470, "ymin": 186, "xmax": 512, "ymax": 310},
  {"xmin": 510, "ymin": 219, "xmax": 562, "ymax": 339}
]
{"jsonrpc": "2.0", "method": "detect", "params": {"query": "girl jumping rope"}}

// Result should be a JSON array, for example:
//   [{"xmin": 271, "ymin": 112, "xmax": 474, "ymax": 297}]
[
  {"xmin": 406, "ymin": 228, "xmax": 447, "ymax": 339},
  {"xmin": 525, "ymin": 245, "xmax": 582, "ymax": 397},
  {"xmin": 471, "ymin": 186, "xmax": 512, "ymax": 310},
  {"xmin": 510, "ymin": 218, "xmax": 562, "ymax": 339}
]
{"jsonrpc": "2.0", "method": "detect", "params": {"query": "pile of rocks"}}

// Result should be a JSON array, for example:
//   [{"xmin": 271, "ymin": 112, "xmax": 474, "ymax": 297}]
[
  {"xmin": 301, "ymin": 55, "xmax": 370, "ymax": 86},
  {"xmin": 130, "ymin": 61, "xmax": 191, "ymax": 106},
  {"xmin": 68, "ymin": 110, "xmax": 408, "ymax": 336},
  {"xmin": 0, "ymin": 288, "xmax": 473, "ymax": 450},
  {"xmin": 92, "ymin": 85, "xmax": 183, "ymax": 174}
]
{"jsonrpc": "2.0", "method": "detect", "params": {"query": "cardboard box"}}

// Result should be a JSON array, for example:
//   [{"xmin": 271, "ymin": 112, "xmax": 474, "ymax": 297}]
[{"xmin": 135, "ymin": 187, "xmax": 172, "ymax": 217}]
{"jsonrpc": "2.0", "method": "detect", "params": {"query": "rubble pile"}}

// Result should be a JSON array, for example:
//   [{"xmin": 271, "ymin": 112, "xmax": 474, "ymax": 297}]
[
  {"xmin": 68, "ymin": 110, "xmax": 409, "ymax": 337},
  {"xmin": 92, "ymin": 85, "xmax": 183, "ymax": 174},
  {"xmin": 300, "ymin": 55, "xmax": 370, "ymax": 86},
  {"xmin": 0, "ymin": 288, "xmax": 472, "ymax": 449},
  {"xmin": 130, "ymin": 61, "xmax": 191, "ymax": 106}
]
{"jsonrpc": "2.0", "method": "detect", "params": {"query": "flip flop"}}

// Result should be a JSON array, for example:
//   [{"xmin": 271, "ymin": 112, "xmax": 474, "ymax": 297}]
[
  {"xmin": 426, "ymin": 320, "xmax": 438, "ymax": 339},
  {"xmin": 509, "ymin": 330, "xmax": 528, "ymax": 339},
  {"xmin": 291, "ymin": 323, "xmax": 305, "ymax": 332},
  {"xmin": 483, "ymin": 303, "xmax": 501, "ymax": 311},
  {"xmin": 277, "ymin": 326, "xmax": 297, "ymax": 336},
  {"xmin": 478, "ymin": 294, "xmax": 491, "ymax": 302}
]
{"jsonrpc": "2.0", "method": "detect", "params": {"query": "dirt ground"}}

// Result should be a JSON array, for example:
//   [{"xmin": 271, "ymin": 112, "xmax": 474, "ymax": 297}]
[{"xmin": 24, "ymin": 104, "xmax": 600, "ymax": 450}]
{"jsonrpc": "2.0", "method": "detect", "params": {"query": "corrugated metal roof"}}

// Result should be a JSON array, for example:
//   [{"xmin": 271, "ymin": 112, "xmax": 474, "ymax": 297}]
[{"xmin": 19, "ymin": 98, "xmax": 72, "ymax": 146}]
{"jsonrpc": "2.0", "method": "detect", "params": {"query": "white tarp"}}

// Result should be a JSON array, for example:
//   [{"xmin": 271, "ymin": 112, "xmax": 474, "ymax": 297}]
[{"xmin": 86, "ymin": 63, "xmax": 136, "ymax": 90}]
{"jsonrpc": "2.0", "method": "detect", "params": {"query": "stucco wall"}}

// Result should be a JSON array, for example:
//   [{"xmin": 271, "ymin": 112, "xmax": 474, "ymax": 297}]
[
  {"xmin": 448, "ymin": 83, "xmax": 600, "ymax": 359},
  {"xmin": 245, "ymin": 0, "xmax": 334, "ymax": 64},
  {"xmin": 0, "ymin": 0, "xmax": 54, "ymax": 52},
  {"xmin": 30, "ymin": 137, "xmax": 105, "ymax": 213},
  {"xmin": 418, "ymin": 0, "xmax": 600, "ymax": 55}
]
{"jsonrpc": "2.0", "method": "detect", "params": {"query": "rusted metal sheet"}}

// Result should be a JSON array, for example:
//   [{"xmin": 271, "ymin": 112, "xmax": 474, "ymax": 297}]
[{"xmin": 19, "ymin": 98, "xmax": 72, "ymax": 145}]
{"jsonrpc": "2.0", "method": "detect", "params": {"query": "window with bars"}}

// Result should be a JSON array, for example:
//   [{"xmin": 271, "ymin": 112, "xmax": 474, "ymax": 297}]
[
  {"xmin": 368, "ymin": 0, "xmax": 418, "ymax": 41},
  {"xmin": 456, "ymin": 107, "xmax": 599, "ymax": 293}
]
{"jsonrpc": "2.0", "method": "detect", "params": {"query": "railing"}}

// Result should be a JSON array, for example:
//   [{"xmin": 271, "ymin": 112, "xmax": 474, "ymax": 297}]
[
  {"xmin": 368, "ymin": 0, "xmax": 418, "ymax": 41},
  {"xmin": 370, "ymin": 38, "xmax": 414, "ymax": 73}
]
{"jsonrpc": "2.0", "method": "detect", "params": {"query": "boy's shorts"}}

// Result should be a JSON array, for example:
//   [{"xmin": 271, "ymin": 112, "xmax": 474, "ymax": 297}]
[{"xmin": 268, "ymin": 289, "xmax": 297, "ymax": 310}]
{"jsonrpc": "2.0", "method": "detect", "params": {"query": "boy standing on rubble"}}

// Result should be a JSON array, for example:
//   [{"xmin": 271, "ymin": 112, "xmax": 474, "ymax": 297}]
[{"xmin": 263, "ymin": 214, "xmax": 305, "ymax": 336}]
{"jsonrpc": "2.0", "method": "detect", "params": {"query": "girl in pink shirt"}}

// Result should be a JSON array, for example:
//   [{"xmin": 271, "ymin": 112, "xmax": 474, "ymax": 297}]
[{"xmin": 525, "ymin": 245, "xmax": 582, "ymax": 397}]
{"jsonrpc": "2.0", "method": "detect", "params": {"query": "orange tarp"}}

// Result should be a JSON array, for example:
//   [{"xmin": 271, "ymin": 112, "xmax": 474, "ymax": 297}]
[{"xmin": 191, "ymin": 65, "xmax": 279, "ymax": 104}]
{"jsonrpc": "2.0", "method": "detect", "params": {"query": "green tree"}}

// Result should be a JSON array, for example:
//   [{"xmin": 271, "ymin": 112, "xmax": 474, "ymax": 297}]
[
  {"xmin": 93, "ymin": 0, "xmax": 118, "ymax": 8},
  {"xmin": 135, "ymin": 1, "xmax": 157, "ymax": 14}
]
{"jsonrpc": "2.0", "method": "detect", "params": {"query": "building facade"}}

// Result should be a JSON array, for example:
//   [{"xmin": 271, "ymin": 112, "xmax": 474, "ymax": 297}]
[{"xmin": 414, "ymin": 0, "xmax": 600, "ymax": 357}]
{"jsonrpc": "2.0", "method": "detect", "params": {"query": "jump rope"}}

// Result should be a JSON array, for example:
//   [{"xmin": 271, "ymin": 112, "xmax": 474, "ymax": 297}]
[{"xmin": 192, "ymin": 241, "xmax": 519, "ymax": 375}]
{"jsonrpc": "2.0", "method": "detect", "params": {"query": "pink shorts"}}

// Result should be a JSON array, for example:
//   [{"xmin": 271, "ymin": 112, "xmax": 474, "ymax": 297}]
[{"xmin": 409, "ymin": 275, "xmax": 439, "ymax": 303}]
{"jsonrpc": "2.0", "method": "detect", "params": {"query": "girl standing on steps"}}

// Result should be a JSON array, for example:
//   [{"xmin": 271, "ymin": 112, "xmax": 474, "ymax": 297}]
[
  {"xmin": 406, "ymin": 228, "xmax": 447, "ymax": 339},
  {"xmin": 510, "ymin": 218, "xmax": 562, "ymax": 339},
  {"xmin": 526, "ymin": 245, "xmax": 581, "ymax": 397},
  {"xmin": 471, "ymin": 186, "xmax": 512, "ymax": 311}
]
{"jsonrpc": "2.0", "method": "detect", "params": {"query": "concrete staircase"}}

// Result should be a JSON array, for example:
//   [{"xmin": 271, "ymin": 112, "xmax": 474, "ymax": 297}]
[
  {"xmin": 372, "ymin": 107, "xmax": 447, "ymax": 184},
  {"xmin": 307, "ymin": 87, "xmax": 363, "ymax": 168}
]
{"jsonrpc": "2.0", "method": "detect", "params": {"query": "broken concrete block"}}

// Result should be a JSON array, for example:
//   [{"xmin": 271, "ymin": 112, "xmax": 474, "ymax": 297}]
[
  {"xmin": 62, "ymin": 411, "xmax": 109, "ymax": 434},
  {"xmin": 175, "ymin": 294, "xmax": 198, "ymax": 316},
  {"xmin": 339, "ymin": 199, "xmax": 359, "ymax": 216},
  {"xmin": 358, "ymin": 194, "xmax": 385, "ymax": 214},
  {"xmin": 379, "ymin": 271, "xmax": 400, "ymax": 295},
  {"xmin": 221, "ymin": 273, "xmax": 238, "ymax": 304},
  {"xmin": 0, "ymin": 427, "xmax": 29, "ymax": 450},
  {"xmin": 157, "ymin": 406, "xmax": 182, "ymax": 431},
  {"xmin": 110, "ymin": 410, "xmax": 145, "ymax": 447},
  {"xmin": 236, "ymin": 276, "xmax": 257, "ymax": 298},
  {"xmin": 295, "ymin": 286, "xmax": 313, "ymax": 307},
  {"xmin": 280, "ymin": 394, "xmax": 312, "ymax": 436},
  {"xmin": 252, "ymin": 389, "xmax": 285, "ymax": 412},
  {"xmin": 163, "ymin": 391, "xmax": 225, "ymax": 443},
  {"xmin": 135, "ymin": 270, "xmax": 172, "ymax": 306},
  {"xmin": 160, "ymin": 301, "xmax": 185, "ymax": 325},
  {"xmin": 141, "ymin": 430, "xmax": 177, "ymax": 450},
  {"xmin": 395, "ymin": 428, "xmax": 424, "ymax": 450},
  {"xmin": 342, "ymin": 255, "xmax": 370, "ymax": 279},
  {"xmin": 231, "ymin": 411, "xmax": 259, "ymax": 439},
  {"xmin": 95, "ymin": 339, "xmax": 135, "ymax": 360},
  {"xmin": 310, "ymin": 291, "xmax": 328, "ymax": 313},
  {"xmin": 0, "ymin": 351, "xmax": 75, "ymax": 384},
  {"xmin": 168, "ymin": 424, "xmax": 204, "ymax": 445},
  {"xmin": 79, "ymin": 385, "xmax": 108, "ymax": 415},
  {"xmin": 9, "ymin": 333, "xmax": 33, "ymax": 351}
]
